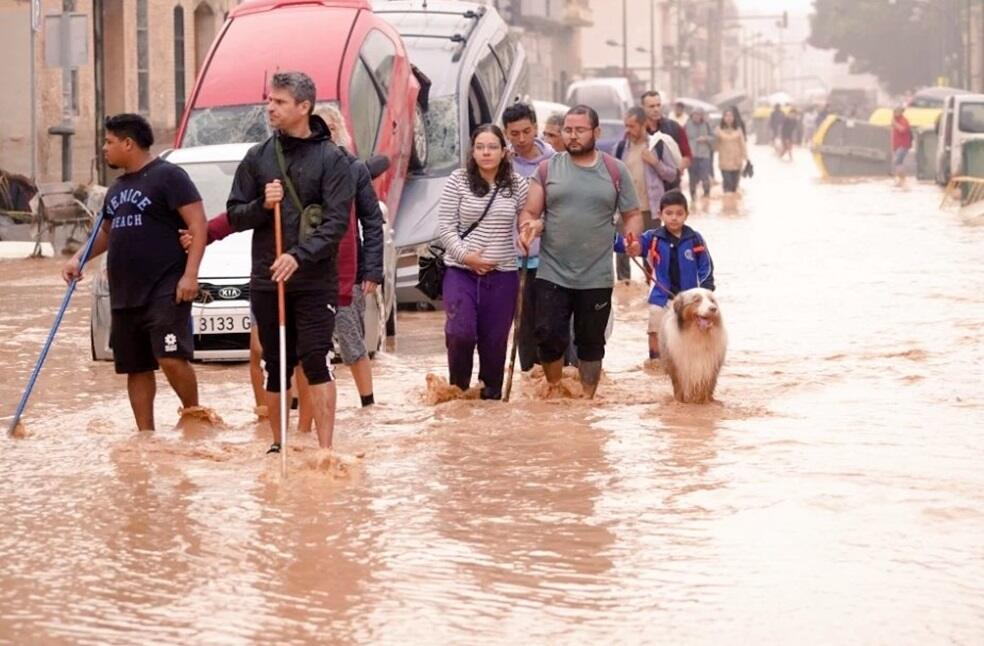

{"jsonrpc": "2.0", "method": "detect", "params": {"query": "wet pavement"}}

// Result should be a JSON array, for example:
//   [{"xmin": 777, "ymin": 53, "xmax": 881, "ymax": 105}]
[{"xmin": 1, "ymin": 151, "xmax": 982, "ymax": 644}]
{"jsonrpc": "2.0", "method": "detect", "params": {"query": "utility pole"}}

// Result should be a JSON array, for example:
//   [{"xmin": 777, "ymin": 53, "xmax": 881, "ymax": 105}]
[
  {"xmin": 650, "ymin": 0, "xmax": 656, "ymax": 90},
  {"xmin": 622, "ymin": 0, "xmax": 628, "ymax": 80},
  {"xmin": 675, "ymin": 0, "xmax": 682, "ymax": 97}
]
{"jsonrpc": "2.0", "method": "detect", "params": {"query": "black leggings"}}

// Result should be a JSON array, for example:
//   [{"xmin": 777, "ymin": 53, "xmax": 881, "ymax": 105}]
[{"xmin": 721, "ymin": 170, "xmax": 741, "ymax": 193}]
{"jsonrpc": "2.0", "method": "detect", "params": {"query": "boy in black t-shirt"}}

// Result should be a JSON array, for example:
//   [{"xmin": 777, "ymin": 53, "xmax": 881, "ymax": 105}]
[{"xmin": 62, "ymin": 114, "xmax": 208, "ymax": 431}]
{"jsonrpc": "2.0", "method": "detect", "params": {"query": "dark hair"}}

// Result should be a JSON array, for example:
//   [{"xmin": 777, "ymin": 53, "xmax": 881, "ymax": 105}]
[
  {"xmin": 659, "ymin": 189, "xmax": 689, "ymax": 214},
  {"xmin": 721, "ymin": 105, "xmax": 743, "ymax": 132},
  {"xmin": 545, "ymin": 113, "xmax": 564, "ymax": 128},
  {"xmin": 625, "ymin": 106, "xmax": 646, "ymax": 124},
  {"xmin": 271, "ymin": 71, "xmax": 317, "ymax": 115},
  {"xmin": 640, "ymin": 90, "xmax": 661, "ymax": 103},
  {"xmin": 502, "ymin": 102, "xmax": 537, "ymax": 128},
  {"xmin": 104, "ymin": 113, "xmax": 154, "ymax": 149},
  {"xmin": 466, "ymin": 124, "xmax": 515, "ymax": 197},
  {"xmin": 565, "ymin": 104, "xmax": 599, "ymax": 128}
]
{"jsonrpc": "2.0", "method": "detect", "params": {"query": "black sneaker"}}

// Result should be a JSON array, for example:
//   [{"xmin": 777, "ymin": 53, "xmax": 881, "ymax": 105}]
[{"xmin": 266, "ymin": 443, "xmax": 281, "ymax": 454}]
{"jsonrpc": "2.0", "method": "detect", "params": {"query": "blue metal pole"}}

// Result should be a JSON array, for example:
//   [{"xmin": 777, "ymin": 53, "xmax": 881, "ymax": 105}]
[{"xmin": 7, "ymin": 210, "xmax": 105, "ymax": 437}]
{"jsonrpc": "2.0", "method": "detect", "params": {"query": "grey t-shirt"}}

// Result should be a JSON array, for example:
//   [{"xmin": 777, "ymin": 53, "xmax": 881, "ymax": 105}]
[{"xmin": 534, "ymin": 152, "xmax": 639, "ymax": 290}]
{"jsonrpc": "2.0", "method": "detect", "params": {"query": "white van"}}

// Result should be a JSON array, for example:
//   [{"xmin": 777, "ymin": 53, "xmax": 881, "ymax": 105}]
[
  {"xmin": 935, "ymin": 93, "xmax": 984, "ymax": 185},
  {"xmin": 565, "ymin": 78, "xmax": 634, "ymax": 121}
]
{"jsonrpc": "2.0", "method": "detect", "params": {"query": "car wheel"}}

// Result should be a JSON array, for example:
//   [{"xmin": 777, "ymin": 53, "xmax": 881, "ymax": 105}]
[{"xmin": 409, "ymin": 104, "xmax": 428, "ymax": 172}]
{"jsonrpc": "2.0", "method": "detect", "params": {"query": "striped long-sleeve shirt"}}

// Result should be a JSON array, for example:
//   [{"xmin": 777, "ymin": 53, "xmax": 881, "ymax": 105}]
[{"xmin": 438, "ymin": 169, "xmax": 528, "ymax": 272}]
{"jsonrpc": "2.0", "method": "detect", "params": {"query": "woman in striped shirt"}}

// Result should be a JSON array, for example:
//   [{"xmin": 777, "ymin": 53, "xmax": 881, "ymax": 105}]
[{"xmin": 438, "ymin": 124, "xmax": 529, "ymax": 400}]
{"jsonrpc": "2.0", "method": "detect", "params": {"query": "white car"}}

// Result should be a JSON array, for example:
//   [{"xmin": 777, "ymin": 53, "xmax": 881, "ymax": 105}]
[{"xmin": 91, "ymin": 143, "xmax": 395, "ymax": 362}]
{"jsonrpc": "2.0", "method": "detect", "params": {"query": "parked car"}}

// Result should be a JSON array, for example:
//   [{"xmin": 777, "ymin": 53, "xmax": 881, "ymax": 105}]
[
  {"xmin": 565, "ymin": 78, "xmax": 633, "ymax": 121},
  {"xmin": 91, "ymin": 144, "xmax": 395, "ymax": 362},
  {"xmin": 532, "ymin": 99, "xmax": 570, "ymax": 130},
  {"xmin": 175, "ymin": 0, "xmax": 425, "ymax": 334},
  {"xmin": 596, "ymin": 119, "xmax": 624, "ymax": 155},
  {"xmin": 374, "ymin": 0, "xmax": 529, "ymax": 304},
  {"xmin": 935, "ymin": 92, "xmax": 984, "ymax": 185}
]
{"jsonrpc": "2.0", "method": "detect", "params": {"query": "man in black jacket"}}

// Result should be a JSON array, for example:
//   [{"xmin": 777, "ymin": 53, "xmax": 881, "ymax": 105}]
[{"xmin": 227, "ymin": 71, "xmax": 355, "ymax": 453}]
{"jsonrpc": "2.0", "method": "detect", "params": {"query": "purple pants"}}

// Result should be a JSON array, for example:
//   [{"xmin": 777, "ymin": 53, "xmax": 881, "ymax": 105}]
[{"xmin": 443, "ymin": 266, "xmax": 519, "ymax": 399}]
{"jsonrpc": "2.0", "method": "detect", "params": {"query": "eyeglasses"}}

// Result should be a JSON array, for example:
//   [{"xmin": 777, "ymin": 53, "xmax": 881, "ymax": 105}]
[
  {"xmin": 562, "ymin": 127, "xmax": 594, "ymax": 136},
  {"xmin": 473, "ymin": 144, "xmax": 502, "ymax": 152}
]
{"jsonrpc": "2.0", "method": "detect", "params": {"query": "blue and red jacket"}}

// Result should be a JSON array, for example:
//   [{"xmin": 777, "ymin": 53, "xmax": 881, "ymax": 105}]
[{"xmin": 614, "ymin": 225, "xmax": 715, "ymax": 307}]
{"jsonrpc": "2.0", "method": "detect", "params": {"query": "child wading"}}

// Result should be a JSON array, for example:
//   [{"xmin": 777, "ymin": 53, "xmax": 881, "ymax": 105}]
[{"xmin": 615, "ymin": 191, "xmax": 715, "ymax": 359}]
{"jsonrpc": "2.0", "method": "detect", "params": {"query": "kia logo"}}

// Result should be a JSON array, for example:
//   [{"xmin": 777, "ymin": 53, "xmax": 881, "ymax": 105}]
[{"xmin": 218, "ymin": 286, "xmax": 242, "ymax": 300}]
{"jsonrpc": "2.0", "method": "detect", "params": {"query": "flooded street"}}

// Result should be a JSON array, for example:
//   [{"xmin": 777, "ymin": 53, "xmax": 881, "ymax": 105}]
[{"xmin": 1, "ymin": 152, "xmax": 982, "ymax": 644}]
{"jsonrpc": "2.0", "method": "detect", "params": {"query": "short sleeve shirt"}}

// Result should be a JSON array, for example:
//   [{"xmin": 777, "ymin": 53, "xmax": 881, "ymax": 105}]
[
  {"xmin": 535, "ymin": 153, "xmax": 639, "ymax": 290},
  {"xmin": 104, "ymin": 158, "xmax": 202, "ymax": 309}
]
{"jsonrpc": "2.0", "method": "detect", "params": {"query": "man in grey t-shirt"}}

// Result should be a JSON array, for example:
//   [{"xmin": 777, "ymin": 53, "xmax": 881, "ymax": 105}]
[{"xmin": 519, "ymin": 105, "xmax": 642, "ymax": 398}]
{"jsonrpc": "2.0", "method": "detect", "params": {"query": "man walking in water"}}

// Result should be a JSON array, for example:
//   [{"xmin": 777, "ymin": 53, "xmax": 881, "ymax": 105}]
[
  {"xmin": 519, "ymin": 105, "xmax": 642, "ymax": 398},
  {"xmin": 62, "ymin": 114, "xmax": 207, "ymax": 431},
  {"xmin": 227, "ymin": 72, "xmax": 355, "ymax": 454}
]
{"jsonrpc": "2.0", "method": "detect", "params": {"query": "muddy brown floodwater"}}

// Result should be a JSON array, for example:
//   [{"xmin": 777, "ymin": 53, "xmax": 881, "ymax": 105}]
[{"xmin": 1, "ymin": 153, "xmax": 982, "ymax": 644}]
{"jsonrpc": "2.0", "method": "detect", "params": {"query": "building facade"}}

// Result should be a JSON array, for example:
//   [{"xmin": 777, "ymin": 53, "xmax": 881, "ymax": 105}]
[
  {"xmin": 490, "ymin": 0, "xmax": 592, "ymax": 102},
  {"xmin": 0, "ymin": 0, "xmax": 238, "ymax": 185}
]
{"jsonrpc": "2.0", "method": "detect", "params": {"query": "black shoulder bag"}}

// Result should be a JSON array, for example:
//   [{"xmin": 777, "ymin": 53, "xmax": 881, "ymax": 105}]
[{"xmin": 417, "ymin": 185, "xmax": 500, "ymax": 300}]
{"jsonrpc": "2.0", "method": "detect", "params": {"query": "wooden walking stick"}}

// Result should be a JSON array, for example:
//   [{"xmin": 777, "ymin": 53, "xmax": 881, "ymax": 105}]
[{"xmin": 502, "ymin": 255, "xmax": 529, "ymax": 403}]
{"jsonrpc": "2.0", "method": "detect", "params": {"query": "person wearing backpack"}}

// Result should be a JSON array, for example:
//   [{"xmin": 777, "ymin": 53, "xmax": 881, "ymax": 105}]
[
  {"xmin": 685, "ymin": 108, "xmax": 713, "ymax": 204},
  {"xmin": 226, "ymin": 72, "xmax": 355, "ymax": 454},
  {"xmin": 437, "ymin": 125, "xmax": 529, "ymax": 400},
  {"xmin": 613, "ymin": 107, "xmax": 677, "ymax": 282},
  {"xmin": 518, "ymin": 106, "xmax": 642, "ymax": 399}
]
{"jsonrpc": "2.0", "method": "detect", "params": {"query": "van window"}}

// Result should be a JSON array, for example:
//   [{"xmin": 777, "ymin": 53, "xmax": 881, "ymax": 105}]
[
  {"xmin": 182, "ymin": 101, "xmax": 338, "ymax": 147},
  {"xmin": 493, "ymin": 34, "xmax": 515, "ymax": 79},
  {"xmin": 361, "ymin": 30, "xmax": 397, "ymax": 93},
  {"xmin": 350, "ymin": 59, "xmax": 384, "ymax": 157},
  {"xmin": 476, "ymin": 45, "xmax": 505, "ymax": 114},
  {"xmin": 958, "ymin": 103, "xmax": 984, "ymax": 134}
]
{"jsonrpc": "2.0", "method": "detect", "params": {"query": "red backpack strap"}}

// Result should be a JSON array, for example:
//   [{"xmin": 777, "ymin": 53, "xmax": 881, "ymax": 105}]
[{"xmin": 600, "ymin": 152, "xmax": 622, "ymax": 211}]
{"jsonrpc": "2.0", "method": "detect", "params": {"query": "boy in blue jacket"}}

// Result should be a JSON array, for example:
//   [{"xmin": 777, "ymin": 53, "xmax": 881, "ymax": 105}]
[{"xmin": 615, "ymin": 190, "xmax": 715, "ymax": 359}]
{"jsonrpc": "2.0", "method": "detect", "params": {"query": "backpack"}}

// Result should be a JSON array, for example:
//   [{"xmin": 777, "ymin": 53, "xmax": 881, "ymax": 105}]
[
  {"xmin": 537, "ymin": 152, "xmax": 622, "ymax": 214},
  {"xmin": 614, "ymin": 137, "xmax": 666, "ymax": 165}
]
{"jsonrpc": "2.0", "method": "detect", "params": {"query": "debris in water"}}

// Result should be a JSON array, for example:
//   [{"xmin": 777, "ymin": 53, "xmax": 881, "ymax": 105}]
[
  {"xmin": 423, "ymin": 373, "xmax": 482, "ymax": 405},
  {"xmin": 524, "ymin": 365, "xmax": 586, "ymax": 400},
  {"xmin": 176, "ymin": 406, "xmax": 225, "ymax": 431},
  {"xmin": 310, "ymin": 448, "xmax": 357, "ymax": 479}
]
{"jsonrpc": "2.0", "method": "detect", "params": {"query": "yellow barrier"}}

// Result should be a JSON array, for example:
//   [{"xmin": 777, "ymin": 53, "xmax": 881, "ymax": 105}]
[{"xmin": 869, "ymin": 107, "xmax": 942, "ymax": 128}]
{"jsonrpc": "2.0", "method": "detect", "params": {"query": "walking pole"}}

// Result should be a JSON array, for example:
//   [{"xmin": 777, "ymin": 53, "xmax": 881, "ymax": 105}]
[
  {"xmin": 503, "ymin": 255, "xmax": 529, "ymax": 403},
  {"xmin": 7, "ymin": 210, "xmax": 106, "ymax": 437},
  {"xmin": 274, "ymin": 202, "xmax": 288, "ymax": 478}
]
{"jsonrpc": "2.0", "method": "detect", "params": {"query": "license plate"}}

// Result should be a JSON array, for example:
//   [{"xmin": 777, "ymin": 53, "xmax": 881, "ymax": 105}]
[{"xmin": 194, "ymin": 311, "xmax": 251, "ymax": 335}]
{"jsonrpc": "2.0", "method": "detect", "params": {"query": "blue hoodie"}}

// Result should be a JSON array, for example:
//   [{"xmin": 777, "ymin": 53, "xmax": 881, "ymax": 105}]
[
  {"xmin": 614, "ymin": 224, "xmax": 715, "ymax": 307},
  {"xmin": 510, "ymin": 138, "xmax": 556, "ymax": 267}
]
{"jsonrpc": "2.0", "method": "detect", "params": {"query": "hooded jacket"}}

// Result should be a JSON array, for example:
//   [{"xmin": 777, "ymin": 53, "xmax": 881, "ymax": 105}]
[
  {"xmin": 614, "ymin": 135, "xmax": 678, "ymax": 213},
  {"xmin": 614, "ymin": 224, "xmax": 714, "ymax": 307},
  {"xmin": 335, "ymin": 148, "xmax": 385, "ymax": 307},
  {"xmin": 227, "ymin": 114, "xmax": 355, "ymax": 299}
]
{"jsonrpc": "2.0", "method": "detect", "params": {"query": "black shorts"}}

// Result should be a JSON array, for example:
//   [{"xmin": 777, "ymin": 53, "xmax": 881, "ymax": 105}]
[
  {"xmin": 111, "ymin": 297, "xmax": 193, "ymax": 374},
  {"xmin": 251, "ymin": 288, "xmax": 335, "ymax": 392},
  {"xmin": 533, "ymin": 279, "xmax": 612, "ymax": 363}
]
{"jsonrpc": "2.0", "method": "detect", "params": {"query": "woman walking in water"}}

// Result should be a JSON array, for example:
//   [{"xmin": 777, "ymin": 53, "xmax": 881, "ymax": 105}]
[
  {"xmin": 438, "ymin": 125, "xmax": 529, "ymax": 400},
  {"xmin": 715, "ymin": 106, "xmax": 748, "ymax": 211}
]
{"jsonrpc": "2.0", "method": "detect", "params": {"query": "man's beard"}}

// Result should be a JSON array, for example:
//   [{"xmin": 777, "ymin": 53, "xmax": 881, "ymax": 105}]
[{"xmin": 568, "ymin": 138, "xmax": 596, "ymax": 158}]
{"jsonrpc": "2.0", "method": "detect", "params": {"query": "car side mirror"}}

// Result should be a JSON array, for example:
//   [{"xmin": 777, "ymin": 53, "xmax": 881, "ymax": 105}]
[{"xmin": 367, "ymin": 154, "xmax": 390, "ymax": 179}]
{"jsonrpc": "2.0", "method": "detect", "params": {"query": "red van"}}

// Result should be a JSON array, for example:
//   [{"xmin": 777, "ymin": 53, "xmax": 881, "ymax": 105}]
[{"xmin": 175, "ymin": 0, "xmax": 426, "ymax": 221}]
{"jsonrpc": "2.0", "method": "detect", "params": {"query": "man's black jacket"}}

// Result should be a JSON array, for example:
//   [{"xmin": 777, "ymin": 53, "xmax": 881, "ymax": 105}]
[{"xmin": 227, "ymin": 115, "xmax": 355, "ymax": 299}]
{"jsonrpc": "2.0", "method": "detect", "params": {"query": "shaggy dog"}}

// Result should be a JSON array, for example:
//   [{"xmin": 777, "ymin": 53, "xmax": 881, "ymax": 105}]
[{"xmin": 659, "ymin": 288, "xmax": 727, "ymax": 403}]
